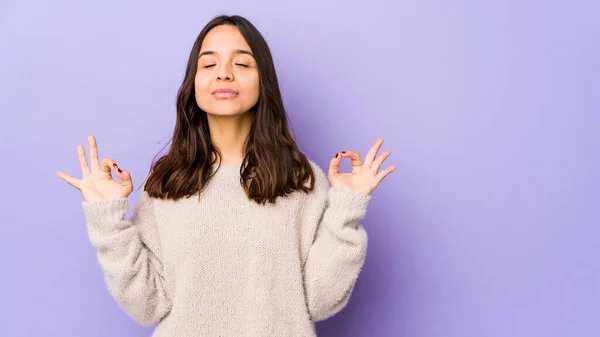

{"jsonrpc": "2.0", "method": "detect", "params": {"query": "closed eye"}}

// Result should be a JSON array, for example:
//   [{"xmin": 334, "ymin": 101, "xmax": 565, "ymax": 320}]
[{"xmin": 203, "ymin": 64, "xmax": 248, "ymax": 68}]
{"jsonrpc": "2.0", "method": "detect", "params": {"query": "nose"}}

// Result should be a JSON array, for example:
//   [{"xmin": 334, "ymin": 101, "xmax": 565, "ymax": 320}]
[{"xmin": 216, "ymin": 64, "xmax": 233, "ymax": 81}]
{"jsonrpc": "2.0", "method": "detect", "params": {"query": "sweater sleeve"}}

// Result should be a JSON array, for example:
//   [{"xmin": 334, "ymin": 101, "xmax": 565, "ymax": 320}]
[
  {"xmin": 301, "ymin": 163, "xmax": 371, "ymax": 322},
  {"xmin": 81, "ymin": 190, "xmax": 172, "ymax": 326}
]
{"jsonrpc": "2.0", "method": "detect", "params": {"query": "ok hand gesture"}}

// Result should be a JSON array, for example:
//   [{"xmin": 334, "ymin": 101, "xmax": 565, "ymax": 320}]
[
  {"xmin": 56, "ymin": 135, "xmax": 133, "ymax": 202},
  {"xmin": 328, "ymin": 138, "xmax": 396, "ymax": 196}
]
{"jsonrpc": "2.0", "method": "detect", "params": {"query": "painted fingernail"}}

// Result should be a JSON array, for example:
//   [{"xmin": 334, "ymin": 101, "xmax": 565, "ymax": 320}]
[
  {"xmin": 113, "ymin": 163, "xmax": 118, "ymax": 168},
  {"xmin": 341, "ymin": 151, "xmax": 346, "ymax": 154},
  {"xmin": 118, "ymin": 168, "xmax": 122, "ymax": 173},
  {"xmin": 335, "ymin": 153, "xmax": 339, "ymax": 158}
]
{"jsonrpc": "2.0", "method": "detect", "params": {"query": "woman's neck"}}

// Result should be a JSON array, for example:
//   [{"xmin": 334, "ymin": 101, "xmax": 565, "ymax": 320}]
[{"xmin": 206, "ymin": 112, "xmax": 252, "ymax": 164}]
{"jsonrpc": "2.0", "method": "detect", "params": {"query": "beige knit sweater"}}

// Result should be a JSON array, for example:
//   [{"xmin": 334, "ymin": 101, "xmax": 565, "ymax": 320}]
[{"xmin": 81, "ymin": 160, "xmax": 371, "ymax": 336}]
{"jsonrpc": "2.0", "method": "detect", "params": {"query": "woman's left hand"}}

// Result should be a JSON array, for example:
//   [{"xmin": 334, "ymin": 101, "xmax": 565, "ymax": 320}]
[{"xmin": 327, "ymin": 137, "xmax": 396, "ymax": 196}]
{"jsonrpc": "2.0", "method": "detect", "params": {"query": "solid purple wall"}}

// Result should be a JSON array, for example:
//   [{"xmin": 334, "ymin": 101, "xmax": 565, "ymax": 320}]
[{"xmin": 1, "ymin": 0, "xmax": 599, "ymax": 336}]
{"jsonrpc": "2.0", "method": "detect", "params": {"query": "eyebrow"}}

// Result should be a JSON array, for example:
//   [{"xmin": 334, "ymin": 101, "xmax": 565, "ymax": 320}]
[{"xmin": 198, "ymin": 49, "xmax": 254, "ymax": 59}]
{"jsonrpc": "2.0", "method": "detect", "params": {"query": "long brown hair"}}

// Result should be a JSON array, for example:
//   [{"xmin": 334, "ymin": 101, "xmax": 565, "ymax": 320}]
[{"xmin": 144, "ymin": 15, "xmax": 315, "ymax": 205}]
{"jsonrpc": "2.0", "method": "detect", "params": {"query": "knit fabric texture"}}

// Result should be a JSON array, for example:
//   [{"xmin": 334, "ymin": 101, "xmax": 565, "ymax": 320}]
[{"xmin": 81, "ymin": 160, "xmax": 371, "ymax": 336}]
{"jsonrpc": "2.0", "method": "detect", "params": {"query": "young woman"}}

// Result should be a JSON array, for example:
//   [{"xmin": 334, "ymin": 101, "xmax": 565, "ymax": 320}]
[{"xmin": 57, "ymin": 14, "xmax": 395, "ymax": 337}]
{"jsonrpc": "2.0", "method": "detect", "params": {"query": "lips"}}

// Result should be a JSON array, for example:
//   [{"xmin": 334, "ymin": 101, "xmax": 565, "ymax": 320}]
[{"xmin": 212, "ymin": 88, "xmax": 239, "ymax": 99}]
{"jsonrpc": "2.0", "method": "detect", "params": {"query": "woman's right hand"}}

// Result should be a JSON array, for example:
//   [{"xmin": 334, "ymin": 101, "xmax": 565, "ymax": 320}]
[{"xmin": 57, "ymin": 135, "xmax": 134, "ymax": 202}]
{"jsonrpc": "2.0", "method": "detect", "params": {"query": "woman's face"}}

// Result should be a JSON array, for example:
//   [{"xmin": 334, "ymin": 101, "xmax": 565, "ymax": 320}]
[{"xmin": 195, "ymin": 25, "xmax": 260, "ymax": 117}]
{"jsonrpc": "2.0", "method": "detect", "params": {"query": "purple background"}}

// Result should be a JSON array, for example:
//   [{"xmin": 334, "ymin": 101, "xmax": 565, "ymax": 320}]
[{"xmin": 1, "ymin": 0, "xmax": 599, "ymax": 336}]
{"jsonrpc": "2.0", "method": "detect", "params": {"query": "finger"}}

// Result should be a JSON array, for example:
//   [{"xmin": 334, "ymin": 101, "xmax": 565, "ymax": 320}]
[
  {"xmin": 371, "ymin": 150, "xmax": 391, "ymax": 173},
  {"xmin": 77, "ymin": 145, "xmax": 89, "ymax": 177},
  {"xmin": 88, "ymin": 135, "xmax": 100, "ymax": 173},
  {"xmin": 56, "ymin": 171, "xmax": 82, "ymax": 190},
  {"xmin": 364, "ymin": 137, "xmax": 384, "ymax": 167},
  {"xmin": 375, "ymin": 165, "xmax": 396, "ymax": 183},
  {"xmin": 101, "ymin": 158, "xmax": 132, "ymax": 184},
  {"xmin": 99, "ymin": 158, "xmax": 118, "ymax": 174},
  {"xmin": 340, "ymin": 150, "xmax": 362, "ymax": 171},
  {"xmin": 328, "ymin": 152, "xmax": 343, "ymax": 178}
]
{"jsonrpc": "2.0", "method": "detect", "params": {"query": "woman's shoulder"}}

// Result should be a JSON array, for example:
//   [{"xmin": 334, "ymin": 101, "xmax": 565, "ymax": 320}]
[
  {"xmin": 307, "ymin": 158, "xmax": 325, "ymax": 177},
  {"xmin": 306, "ymin": 158, "xmax": 330, "ymax": 196}
]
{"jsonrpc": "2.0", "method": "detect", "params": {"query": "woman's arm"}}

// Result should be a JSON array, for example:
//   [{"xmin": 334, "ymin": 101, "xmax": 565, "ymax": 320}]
[
  {"xmin": 301, "ymin": 163, "xmax": 371, "ymax": 322},
  {"xmin": 82, "ymin": 190, "xmax": 172, "ymax": 326}
]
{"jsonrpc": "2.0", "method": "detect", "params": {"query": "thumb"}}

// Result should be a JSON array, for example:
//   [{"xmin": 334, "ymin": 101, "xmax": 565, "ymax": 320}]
[
  {"xmin": 116, "ymin": 168, "xmax": 132, "ymax": 184},
  {"xmin": 113, "ymin": 164, "xmax": 134, "ymax": 196},
  {"xmin": 111, "ymin": 161, "xmax": 133, "ymax": 185},
  {"xmin": 327, "ymin": 152, "xmax": 343, "ymax": 183},
  {"xmin": 100, "ymin": 158, "xmax": 133, "ymax": 185}
]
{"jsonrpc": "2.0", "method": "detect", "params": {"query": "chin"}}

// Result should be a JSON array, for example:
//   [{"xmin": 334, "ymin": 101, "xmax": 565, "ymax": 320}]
[{"xmin": 205, "ymin": 107, "xmax": 250, "ymax": 117}]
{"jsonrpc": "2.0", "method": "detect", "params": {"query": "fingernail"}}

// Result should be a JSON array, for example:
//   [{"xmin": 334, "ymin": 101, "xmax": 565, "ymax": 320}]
[
  {"xmin": 335, "ymin": 153, "xmax": 339, "ymax": 158},
  {"xmin": 118, "ymin": 168, "xmax": 122, "ymax": 173},
  {"xmin": 341, "ymin": 151, "xmax": 346, "ymax": 154},
  {"xmin": 113, "ymin": 163, "xmax": 118, "ymax": 168}
]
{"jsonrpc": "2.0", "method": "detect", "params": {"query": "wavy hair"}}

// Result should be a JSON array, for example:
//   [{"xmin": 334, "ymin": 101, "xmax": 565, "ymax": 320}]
[{"xmin": 144, "ymin": 15, "xmax": 315, "ymax": 205}]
